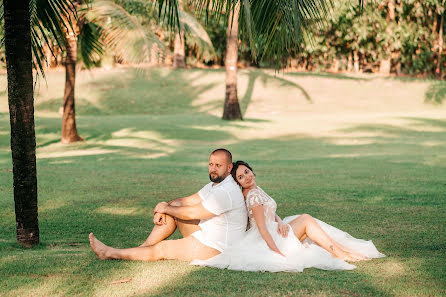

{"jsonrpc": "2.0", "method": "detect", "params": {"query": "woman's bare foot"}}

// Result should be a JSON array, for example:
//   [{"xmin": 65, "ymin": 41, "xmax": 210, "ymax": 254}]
[
  {"xmin": 89, "ymin": 233, "xmax": 114, "ymax": 260},
  {"xmin": 338, "ymin": 250, "xmax": 369, "ymax": 262}
]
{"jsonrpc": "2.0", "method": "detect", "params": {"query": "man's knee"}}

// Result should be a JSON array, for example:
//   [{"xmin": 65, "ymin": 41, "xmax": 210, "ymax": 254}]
[{"xmin": 164, "ymin": 214, "xmax": 176, "ymax": 226}]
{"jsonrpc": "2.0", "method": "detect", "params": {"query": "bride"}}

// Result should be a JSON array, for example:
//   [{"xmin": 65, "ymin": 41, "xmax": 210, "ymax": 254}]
[{"xmin": 192, "ymin": 161, "xmax": 385, "ymax": 272}]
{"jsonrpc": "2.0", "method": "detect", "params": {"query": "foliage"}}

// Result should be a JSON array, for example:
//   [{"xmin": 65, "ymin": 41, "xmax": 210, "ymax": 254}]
[{"xmin": 289, "ymin": 0, "xmax": 445, "ymax": 77}]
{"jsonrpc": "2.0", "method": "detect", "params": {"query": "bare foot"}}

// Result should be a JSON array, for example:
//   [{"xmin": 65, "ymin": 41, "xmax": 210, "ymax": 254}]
[
  {"xmin": 339, "ymin": 250, "xmax": 370, "ymax": 262},
  {"xmin": 89, "ymin": 233, "xmax": 113, "ymax": 260}
]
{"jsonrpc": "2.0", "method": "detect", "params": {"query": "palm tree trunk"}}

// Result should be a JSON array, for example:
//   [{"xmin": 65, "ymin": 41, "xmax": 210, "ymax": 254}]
[
  {"xmin": 380, "ymin": 0, "xmax": 395, "ymax": 75},
  {"xmin": 436, "ymin": 1, "xmax": 445, "ymax": 77},
  {"xmin": 223, "ymin": 3, "xmax": 242, "ymax": 120},
  {"xmin": 4, "ymin": 0, "xmax": 39, "ymax": 247},
  {"xmin": 173, "ymin": 0, "xmax": 186, "ymax": 68},
  {"xmin": 61, "ymin": 29, "xmax": 83, "ymax": 143}
]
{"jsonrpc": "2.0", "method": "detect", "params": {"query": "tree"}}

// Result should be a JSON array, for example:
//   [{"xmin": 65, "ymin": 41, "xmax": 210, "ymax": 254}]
[
  {"xmin": 222, "ymin": 2, "xmax": 242, "ymax": 120},
  {"xmin": 61, "ymin": 0, "xmax": 83, "ymax": 143},
  {"xmin": 173, "ymin": 0, "xmax": 186, "ymax": 67},
  {"xmin": 3, "ymin": 0, "xmax": 39, "ymax": 247}
]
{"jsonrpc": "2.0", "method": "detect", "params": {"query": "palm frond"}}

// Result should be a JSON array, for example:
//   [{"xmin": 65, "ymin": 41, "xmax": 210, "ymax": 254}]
[
  {"xmin": 78, "ymin": 21, "xmax": 104, "ymax": 68},
  {"xmin": 85, "ymin": 0, "xmax": 166, "ymax": 64},
  {"xmin": 179, "ymin": 9, "xmax": 215, "ymax": 60},
  {"xmin": 1, "ymin": 0, "xmax": 75, "ymax": 76}
]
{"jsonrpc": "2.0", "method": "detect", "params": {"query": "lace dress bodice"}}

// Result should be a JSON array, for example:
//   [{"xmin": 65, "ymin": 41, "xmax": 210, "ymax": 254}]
[{"xmin": 246, "ymin": 187, "xmax": 277, "ymax": 229}]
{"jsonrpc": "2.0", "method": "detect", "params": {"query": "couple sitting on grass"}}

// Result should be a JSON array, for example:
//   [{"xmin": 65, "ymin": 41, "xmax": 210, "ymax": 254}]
[{"xmin": 89, "ymin": 148, "xmax": 385, "ymax": 272}]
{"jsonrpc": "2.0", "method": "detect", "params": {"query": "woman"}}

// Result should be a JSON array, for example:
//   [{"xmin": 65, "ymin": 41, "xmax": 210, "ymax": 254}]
[{"xmin": 191, "ymin": 161, "xmax": 385, "ymax": 272}]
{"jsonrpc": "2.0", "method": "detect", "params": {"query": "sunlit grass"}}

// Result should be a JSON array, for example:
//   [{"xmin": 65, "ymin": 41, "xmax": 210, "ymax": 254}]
[{"xmin": 0, "ymin": 67, "xmax": 445, "ymax": 296}]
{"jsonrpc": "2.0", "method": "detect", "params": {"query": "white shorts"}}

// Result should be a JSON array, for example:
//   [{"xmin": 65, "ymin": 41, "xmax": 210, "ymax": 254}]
[{"xmin": 191, "ymin": 230, "xmax": 223, "ymax": 252}]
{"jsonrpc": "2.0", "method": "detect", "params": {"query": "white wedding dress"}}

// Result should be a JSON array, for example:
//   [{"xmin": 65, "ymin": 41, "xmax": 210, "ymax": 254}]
[{"xmin": 191, "ymin": 187, "xmax": 385, "ymax": 272}]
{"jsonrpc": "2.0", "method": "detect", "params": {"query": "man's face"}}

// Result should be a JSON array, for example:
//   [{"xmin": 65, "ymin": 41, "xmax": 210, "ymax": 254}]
[{"xmin": 208, "ymin": 152, "xmax": 231, "ymax": 183}]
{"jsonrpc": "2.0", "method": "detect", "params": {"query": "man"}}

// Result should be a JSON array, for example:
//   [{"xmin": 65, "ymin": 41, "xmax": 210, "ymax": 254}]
[{"xmin": 89, "ymin": 148, "xmax": 247, "ymax": 262}]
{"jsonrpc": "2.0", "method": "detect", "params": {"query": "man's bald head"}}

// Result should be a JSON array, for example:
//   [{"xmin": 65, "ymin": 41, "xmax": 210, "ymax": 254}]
[{"xmin": 211, "ymin": 148, "xmax": 232, "ymax": 164}]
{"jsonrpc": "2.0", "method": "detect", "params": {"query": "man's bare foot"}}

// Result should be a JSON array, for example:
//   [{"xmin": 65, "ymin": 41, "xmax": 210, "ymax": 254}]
[{"xmin": 89, "ymin": 233, "xmax": 113, "ymax": 260}]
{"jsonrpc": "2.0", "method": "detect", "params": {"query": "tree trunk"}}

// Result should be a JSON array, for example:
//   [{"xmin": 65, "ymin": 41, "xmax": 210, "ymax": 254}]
[
  {"xmin": 347, "ymin": 52, "xmax": 353, "ymax": 72},
  {"xmin": 4, "ymin": 0, "xmax": 39, "ymax": 247},
  {"xmin": 379, "ymin": 59, "xmax": 391, "ymax": 75},
  {"xmin": 353, "ymin": 50, "xmax": 360, "ymax": 72},
  {"xmin": 223, "ymin": 2, "xmax": 242, "ymax": 120},
  {"xmin": 380, "ymin": 0, "xmax": 396, "ymax": 75},
  {"xmin": 173, "ymin": 0, "xmax": 186, "ymax": 68},
  {"xmin": 61, "ymin": 29, "xmax": 83, "ymax": 143},
  {"xmin": 436, "ymin": 1, "xmax": 445, "ymax": 77}
]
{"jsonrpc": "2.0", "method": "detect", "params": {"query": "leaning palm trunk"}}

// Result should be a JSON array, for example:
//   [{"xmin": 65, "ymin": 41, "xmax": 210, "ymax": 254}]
[
  {"xmin": 61, "ymin": 14, "xmax": 83, "ymax": 143},
  {"xmin": 4, "ymin": 0, "xmax": 40, "ymax": 247},
  {"xmin": 223, "ymin": 2, "xmax": 242, "ymax": 120},
  {"xmin": 173, "ymin": 0, "xmax": 186, "ymax": 68}
]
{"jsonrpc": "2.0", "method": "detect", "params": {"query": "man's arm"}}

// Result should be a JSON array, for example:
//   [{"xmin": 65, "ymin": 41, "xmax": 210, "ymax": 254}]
[
  {"xmin": 167, "ymin": 192, "xmax": 202, "ymax": 207},
  {"xmin": 154, "ymin": 202, "xmax": 215, "ymax": 221}
]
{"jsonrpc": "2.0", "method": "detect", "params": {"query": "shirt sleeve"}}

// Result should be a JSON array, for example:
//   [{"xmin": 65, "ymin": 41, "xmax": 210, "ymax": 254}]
[
  {"xmin": 198, "ymin": 183, "xmax": 211, "ymax": 200},
  {"xmin": 246, "ymin": 189, "xmax": 269, "ymax": 210},
  {"xmin": 201, "ymin": 189, "xmax": 233, "ymax": 215}
]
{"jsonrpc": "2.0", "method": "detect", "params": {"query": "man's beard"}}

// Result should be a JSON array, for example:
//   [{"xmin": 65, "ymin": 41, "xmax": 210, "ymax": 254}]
[{"xmin": 209, "ymin": 174, "xmax": 225, "ymax": 183}]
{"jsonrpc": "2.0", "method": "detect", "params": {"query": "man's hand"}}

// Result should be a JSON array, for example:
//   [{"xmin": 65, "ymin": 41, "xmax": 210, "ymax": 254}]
[
  {"xmin": 154, "ymin": 201, "xmax": 169, "ymax": 214},
  {"xmin": 277, "ymin": 222, "xmax": 290, "ymax": 238},
  {"xmin": 153, "ymin": 212, "xmax": 167, "ymax": 225}
]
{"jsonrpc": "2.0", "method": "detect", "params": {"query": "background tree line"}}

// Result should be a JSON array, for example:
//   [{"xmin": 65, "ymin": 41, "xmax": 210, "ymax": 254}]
[{"xmin": 2, "ymin": 0, "xmax": 443, "ymax": 79}]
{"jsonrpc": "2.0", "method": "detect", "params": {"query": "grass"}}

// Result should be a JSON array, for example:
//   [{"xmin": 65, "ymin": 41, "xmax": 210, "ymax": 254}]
[{"xmin": 0, "ymin": 67, "xmax": 445, "ymax": 297}]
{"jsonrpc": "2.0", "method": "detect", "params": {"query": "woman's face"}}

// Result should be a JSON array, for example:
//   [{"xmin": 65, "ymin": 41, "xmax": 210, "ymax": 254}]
[{"xmin": 235, "ymin": 165, "xmax": 256, "ymax": 189}]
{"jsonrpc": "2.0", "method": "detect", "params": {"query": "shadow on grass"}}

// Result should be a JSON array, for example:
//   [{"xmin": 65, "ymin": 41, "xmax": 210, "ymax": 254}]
[
  {"xmin": 239, "ymin": 70, "xmax": 312, "ymax": 117},
  {"xmin": 424, "ymin": 81, "xmax": 446, "ymax": 104},
  {"xmin": 78, "ymin": 68, "xmax": 221, "ymax": 116},
  {"xmin": 285, "ymin": 71, "xmax": 371, "ymax": 81},
  {"xmin": 36, "ymin": 97, "xmax": 104, "ymax": 115}
]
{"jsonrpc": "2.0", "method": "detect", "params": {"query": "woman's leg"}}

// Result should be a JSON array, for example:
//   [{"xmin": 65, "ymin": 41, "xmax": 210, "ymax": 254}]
[
  {"xmin": 89, "ymin": 233, "xmax": 219, "ymax": 261},
  {"xmin": 289, "ymin": 214, "xmax": 366, "ymax": 261}
]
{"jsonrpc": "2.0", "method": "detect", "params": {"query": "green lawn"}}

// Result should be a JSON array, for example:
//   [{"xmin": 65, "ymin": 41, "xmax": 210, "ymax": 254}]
[{"xmin": 0, "ymin": 67, "xmax": 445, "ymax": 297}]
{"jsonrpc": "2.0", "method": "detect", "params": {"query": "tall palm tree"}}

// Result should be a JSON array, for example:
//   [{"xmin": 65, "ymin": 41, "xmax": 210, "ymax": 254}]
[
  {"xmin": 3, "ymin": 0, "xmax": 39, "ymax": 247},
  {"xmin": 173, "ymin": 0, "xmax": 186, "ymax": 67},
  {"xmin": 2, "ymin": 0, "xmax": 77, "ymax": 247},
  {"xmin": 214, "ymin": 0, "xmax": 334, "ymax": 120},
  {"xmin": 222, "ymin": 1, "xmax": 241, "ymax": 120},
  {"xmin": 58, "ymin": 0, "xmax": 215, "ymax": 142},
  {"xmin": 61, "ymin": 0, "xmax": 83, "ymax": 143}
]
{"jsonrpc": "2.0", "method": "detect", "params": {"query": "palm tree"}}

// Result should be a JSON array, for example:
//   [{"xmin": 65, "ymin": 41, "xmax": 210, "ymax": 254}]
[
  {"xmin": 216, "ymin": 0, "xmax": 334, "ymax": 120},
  {"xmin": 3, "ymin": 0, "xmax": 39, "ymax": 247},
  {"xmin": 222, "ymin": 1, "xmax": 242, "ymax": 120},
  {"xmin": 2, "ymin": 0, "xmax": 79, "ymax": 247},
  {"xmin": 61, "ymin": 0, "xmax": 83, "ymax": 143},
  {"xmin": 173, "ymin": 0, "xmax": 186, "ymax": 67},
  {"xmin": 58, "ymin": 0, "xmax": 215, "ymax": 142}
]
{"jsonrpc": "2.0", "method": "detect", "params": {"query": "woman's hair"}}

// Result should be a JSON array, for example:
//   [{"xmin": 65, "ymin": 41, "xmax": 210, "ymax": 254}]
[{"xmin": 231, "ymin": 160, "xmax": 255, "ymax": 185}]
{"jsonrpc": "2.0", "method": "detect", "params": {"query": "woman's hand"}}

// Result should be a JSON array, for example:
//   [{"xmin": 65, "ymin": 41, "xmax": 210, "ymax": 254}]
[{"xmin": 277, "ymin": 222, "xmax": 290, "ymax": 238}]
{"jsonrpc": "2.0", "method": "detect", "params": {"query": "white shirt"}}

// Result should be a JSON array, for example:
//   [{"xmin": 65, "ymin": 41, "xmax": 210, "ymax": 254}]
[{"xmin": 192, "ymin": 175, "xmax": 247, "ymax": 252}]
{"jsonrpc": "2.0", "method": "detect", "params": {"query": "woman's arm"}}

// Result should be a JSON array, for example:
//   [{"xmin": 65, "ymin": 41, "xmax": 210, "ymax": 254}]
[
  {"xmin": 251, "ymin": 205, "xmax": 285, "ymax": 256},
  {"xmin": 275, "ymin": 214, "xmax": 289, "ymax": 237}
]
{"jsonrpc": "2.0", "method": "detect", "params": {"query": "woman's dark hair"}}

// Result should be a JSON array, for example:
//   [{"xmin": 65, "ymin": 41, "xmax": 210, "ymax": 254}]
[{"xmin": 231, "ymin": 160, "xmax": 255, "ymax": 185}]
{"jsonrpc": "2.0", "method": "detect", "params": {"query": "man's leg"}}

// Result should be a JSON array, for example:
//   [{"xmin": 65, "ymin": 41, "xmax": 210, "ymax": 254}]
[
  {"xmin": 90, "ymin": 233, "xmax": 219, "ymax": 261},
  {"xmin": 139, "ymin": 215, "xmax": 200, "ymax": 247}
]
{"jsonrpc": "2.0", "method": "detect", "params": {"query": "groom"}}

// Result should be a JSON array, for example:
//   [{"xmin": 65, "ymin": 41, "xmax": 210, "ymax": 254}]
[{"xmin": 89, "ymin": 148, "xmax": 247, "ymax": 261}]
